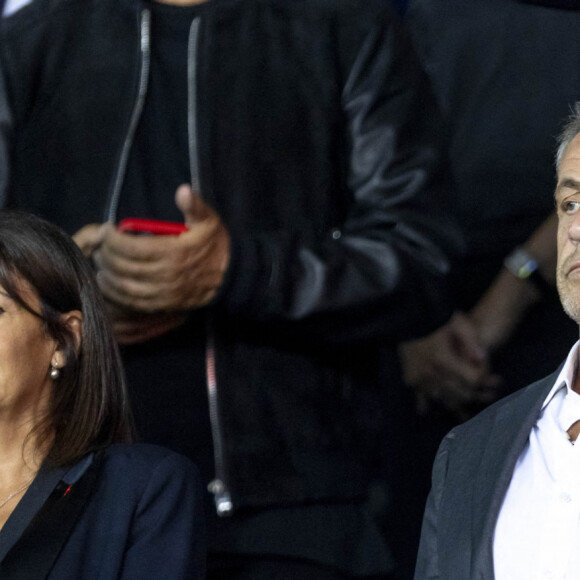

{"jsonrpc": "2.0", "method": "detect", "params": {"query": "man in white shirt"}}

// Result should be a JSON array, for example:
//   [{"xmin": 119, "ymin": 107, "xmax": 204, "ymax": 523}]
[{"xmin": 415, "ymin": 101, "xmax": 580, "ymax": 580}]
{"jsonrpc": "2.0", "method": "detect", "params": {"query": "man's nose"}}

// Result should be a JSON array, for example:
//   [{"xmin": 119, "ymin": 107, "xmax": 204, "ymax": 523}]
[{"xmin": 569, "ymin": 212, "xmax": 580, "ymax": 243}]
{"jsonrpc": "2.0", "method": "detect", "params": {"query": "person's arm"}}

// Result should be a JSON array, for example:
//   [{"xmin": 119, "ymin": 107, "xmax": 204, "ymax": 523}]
[
  {"xmin": 94, "ymin": 12, "xmax": 459, "ymax": 347},
  {"xmin": 399, "ymin": 215, "xmax": 556, "ymax": 415},
  {"xmin": 216, "ymin": 13, "xmax": 459, "ymax": 344},
  {"xmin": 120, "ymin": 453, "xmax": 205, "ymax": 579},
  {"xmin": 470, "ymin": 214, "xmax": 556, "ymax": 352}
]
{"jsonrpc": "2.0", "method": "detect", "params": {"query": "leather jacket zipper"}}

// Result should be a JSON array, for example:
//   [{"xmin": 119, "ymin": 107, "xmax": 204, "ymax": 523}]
[
  {"xmin": 102, "ymin": 9, "xmax": 233, "ymax": 516},
  {"xmin": 105, "ymin": 9, "xmax": 151, "ymax": 223},
  {"xmin": 187, "ymin": 17, "xmax": 233, "ymax": 517},
  {"xmin": 205, "ymin": 333, "xmax": 234, "ymax": 516}
]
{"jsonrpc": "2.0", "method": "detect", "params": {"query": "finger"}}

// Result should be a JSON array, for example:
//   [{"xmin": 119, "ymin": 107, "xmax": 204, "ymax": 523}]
[
  {"xmin": 96, "ymin": 242, "xmax": 217, "ymax": 299},
  {"xmin": 97, "ymin": 230, "xmax": 209, "ymax": 280},
  {"xmin": 101, "ymin": 222, "xmax": 215, "ymax": 269},
  {"xmin": 402, "ymin": 353, "xmax": 481, "ymax": 388},
  {"xmin": 97, "ymin": 230, "xmax": 223, "ymax": 297},
  {"xmin": 450, "ymin": 312, "xmax": 486, "ymax": 363},
  {"xmin": 175, "ymin": 184, "xmax": 213, "ymax": 224},
  {"xmin": 73, "ymin": 223, "xmax": 109, "ymax": 256},
  {"xmin": 429, "ymin": 347, "xmax": 488, "ymax": 386},
  {"xmin": 94, "ymin": 244, "xmax": 171, "ymax": 282},
  {"xmin": 103, "ymin": 227, "xmax": 178, "ymax": 262},
  {"xmin": 438, "ymin": 361, "xmax": 488, "ymax": 387},
  {"xmin": 98, "ymin": 270, "xmax": 165, "ymax": 310},
  {"xmin": 438, "ymin": 381, "xmax": 478, "ymax": 405}
]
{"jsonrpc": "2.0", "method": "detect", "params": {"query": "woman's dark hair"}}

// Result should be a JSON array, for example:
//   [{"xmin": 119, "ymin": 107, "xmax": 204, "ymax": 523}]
[{"xmin": 0, "ymin": 211, "xmax": 133, "ymax": 466}]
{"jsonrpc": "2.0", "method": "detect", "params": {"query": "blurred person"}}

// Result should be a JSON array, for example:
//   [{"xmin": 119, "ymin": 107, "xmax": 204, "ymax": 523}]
[
  {"xmin": 0, "ymin": 0, "xmax": 460, "ymax": 577},
  {"xmin": 387, "ymin": 2, "xmax": 580, "ymax": 573},
  {"xmin": 415, "ymin": 102, "xmax": 580, "ymax": 580},
  {"xmin": 396, "ymin": 3, "xmax": 580, "ymax": 574},
  {"xmin": 396, "ymin": 3, "xmax": 580, "ymax": 552},
  {"xmin": 401, "ymin": 0, "xmax": 580, "ymax": 420},
  {"xmin": 0, "ymin": 211, "xmax": 204, "ymax": 579}
]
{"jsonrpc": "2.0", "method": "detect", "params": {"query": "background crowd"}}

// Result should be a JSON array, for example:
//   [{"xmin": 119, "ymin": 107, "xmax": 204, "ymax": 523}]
[{"xmin": 0, "ymin": 0, "xmax": 578, "ymax": 578}]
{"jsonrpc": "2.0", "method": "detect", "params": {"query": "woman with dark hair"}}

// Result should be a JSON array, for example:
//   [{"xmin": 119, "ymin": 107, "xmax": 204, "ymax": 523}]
[{"xmin": 0, "ymin": 211, "xmax": 204, "ymax": 578}]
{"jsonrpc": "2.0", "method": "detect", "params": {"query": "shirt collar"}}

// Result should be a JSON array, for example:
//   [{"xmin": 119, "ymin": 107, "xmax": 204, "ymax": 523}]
[{"xmin": 542, "ymin": 340, "xmax": 580, "ymax": 410}]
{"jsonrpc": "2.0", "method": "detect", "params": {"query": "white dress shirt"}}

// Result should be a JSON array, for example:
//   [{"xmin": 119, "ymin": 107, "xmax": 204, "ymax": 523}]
[
  {"xmin": 493, "ymin": 341, "xmax": 580, "ymax": 580},
  {"xmin": 2, "ymin": 0, "xmax": 33, "ymax": 17}
]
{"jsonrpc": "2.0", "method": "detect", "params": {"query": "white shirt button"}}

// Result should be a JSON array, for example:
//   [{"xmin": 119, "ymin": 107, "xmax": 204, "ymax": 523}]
[{"xmin": 559, "ymin": 491, "xmax": 572, "ymax": 503}]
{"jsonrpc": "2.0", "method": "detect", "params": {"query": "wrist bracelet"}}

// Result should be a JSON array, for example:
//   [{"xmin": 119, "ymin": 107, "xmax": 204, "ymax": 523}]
[{"xmin": 503, "ymin": 247, "xmax": 551, "ymax": 294}]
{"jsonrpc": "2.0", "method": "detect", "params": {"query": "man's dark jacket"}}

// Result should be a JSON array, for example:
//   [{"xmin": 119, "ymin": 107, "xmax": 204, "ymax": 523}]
[
  {"xmin": 0, "ymin": 0, "xmax": 457, "ymax": 512},
  {"xmin": 414, "ymin": 368, "xmax": 560, "ymax": 579}
]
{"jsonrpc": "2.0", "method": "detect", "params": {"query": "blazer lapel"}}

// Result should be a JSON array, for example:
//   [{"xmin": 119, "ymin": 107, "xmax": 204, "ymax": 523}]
[{"xmin": 470, "ymin": 372, "xmax": 559, "ymax": 579}]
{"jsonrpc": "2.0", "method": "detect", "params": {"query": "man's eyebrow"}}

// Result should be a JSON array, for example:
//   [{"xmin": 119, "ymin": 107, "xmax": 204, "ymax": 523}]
[{"xmin": 555, "ymin": 178, "xmax": 580, "ymax": 200}]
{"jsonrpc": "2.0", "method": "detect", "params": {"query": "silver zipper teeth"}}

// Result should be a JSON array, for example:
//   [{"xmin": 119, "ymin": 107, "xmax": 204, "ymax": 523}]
[
  {"xmin": 205, "ymin": 335, "xmax": 233, "ymax": 516},
  {"xmin": 187, "ymin": 17, "xmax": 201, "ymax": 193},
  {"xmin": 187, "ymin": 17, "xmax": 233, "ymax": 516},
  {"xmin": 105, "ymin": 9, "xmax": 151, "ymax": 223}
]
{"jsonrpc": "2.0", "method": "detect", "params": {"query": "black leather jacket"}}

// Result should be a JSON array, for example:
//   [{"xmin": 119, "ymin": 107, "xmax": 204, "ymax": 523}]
[{"xmin": 0, "ymin": 0, "xmax": 457, "ymax": 512}]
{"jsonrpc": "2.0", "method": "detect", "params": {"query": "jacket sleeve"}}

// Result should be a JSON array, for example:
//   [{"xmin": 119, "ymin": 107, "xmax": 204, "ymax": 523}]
[
  {"xmin": 120, "ymin": 454, "xmax": 205, "ymax": 579},
  {"xmin": 216, "ymin": 12, "xmax": 460, "ymax": 345},
  {"xmin": 414, "ymin": 430, "xmax": 454, "ymax": 580}
]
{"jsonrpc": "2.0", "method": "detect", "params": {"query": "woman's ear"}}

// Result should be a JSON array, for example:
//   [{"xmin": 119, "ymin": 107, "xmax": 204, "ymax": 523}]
[{"xmin": 59, "ymin": 310, "xmax": 83, "ymax": 358}]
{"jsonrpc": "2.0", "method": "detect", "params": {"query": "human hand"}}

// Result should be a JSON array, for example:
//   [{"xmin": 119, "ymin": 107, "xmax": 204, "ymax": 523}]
[
  {"xmin": 93, "ymin": 184, "xmax": 230, "ymax": 313},
  {"xmin": 398, "ymin": 312, "xmax": 501, "ymax": 417},
  {"xmin": 73, "ymin": 221, "xmax": 191, "ymax": 344}
]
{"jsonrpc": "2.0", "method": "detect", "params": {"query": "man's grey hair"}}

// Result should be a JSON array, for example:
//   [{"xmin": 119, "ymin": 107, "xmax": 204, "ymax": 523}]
[{"xmin": 556, "ymin": 102, "xmax": 580, "ymax": 171}]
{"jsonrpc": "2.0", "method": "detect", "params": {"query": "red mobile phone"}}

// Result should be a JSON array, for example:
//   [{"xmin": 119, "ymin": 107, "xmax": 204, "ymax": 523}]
[{"xmin": 118, "ymin": 218, "xmax": 188, "ymax": 236}]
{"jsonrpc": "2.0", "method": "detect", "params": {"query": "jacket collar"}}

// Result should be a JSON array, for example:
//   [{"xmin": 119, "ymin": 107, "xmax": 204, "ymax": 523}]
[{"xmin": 469, "ymin": 370, "xmax": 561, "ymax": 579}]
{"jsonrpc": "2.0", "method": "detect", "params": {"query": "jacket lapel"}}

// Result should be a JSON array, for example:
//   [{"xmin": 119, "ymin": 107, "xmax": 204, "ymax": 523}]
[{"xmin": 470, "ymin": 371, "xmax": 560, "ymax": 579}]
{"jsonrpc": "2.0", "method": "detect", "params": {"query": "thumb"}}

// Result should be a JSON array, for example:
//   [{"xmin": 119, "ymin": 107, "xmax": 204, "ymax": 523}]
[{"xmin": 175, "ymin": 183, "xmax": 212, "ymax": 225}]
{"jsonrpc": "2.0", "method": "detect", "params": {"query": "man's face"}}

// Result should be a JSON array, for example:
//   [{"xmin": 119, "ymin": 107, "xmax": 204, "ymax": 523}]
[{"xmin": 556, "ymin": 133, "xmax": 580, "ymax": 324}]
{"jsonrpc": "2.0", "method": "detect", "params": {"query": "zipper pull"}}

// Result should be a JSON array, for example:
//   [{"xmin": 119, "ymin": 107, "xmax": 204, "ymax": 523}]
[{"xmin": 207, "ymin": 479, "xmax": 234, "ymax": 516}]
